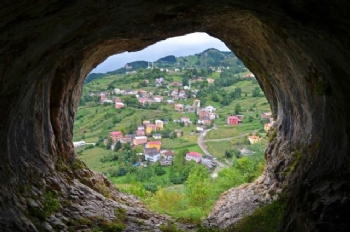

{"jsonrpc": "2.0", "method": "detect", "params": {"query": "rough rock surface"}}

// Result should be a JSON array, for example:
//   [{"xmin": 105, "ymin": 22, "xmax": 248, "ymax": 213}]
[{"xmin": 1, "ymin": 1, "xmax": 350, "ymax": 231}]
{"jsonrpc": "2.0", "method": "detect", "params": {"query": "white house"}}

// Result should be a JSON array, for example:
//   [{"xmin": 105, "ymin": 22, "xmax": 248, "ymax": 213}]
[
  {"xmin": 144, "ymin": 148, "xmax": 160, "ymax": 162},
  {"xmin": 186, "ymin": 151, "xmax": 202, "ymax": 163},
  {"xmin": 204, "ymin": 106, "xmax": 216, "ymax": 112}
]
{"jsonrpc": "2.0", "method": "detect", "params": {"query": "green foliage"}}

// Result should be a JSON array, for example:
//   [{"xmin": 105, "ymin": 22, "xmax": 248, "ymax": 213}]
[
  {"xmin": 232, "ymin": 200, "xmax": 285, "ymax": 232},
  {"xmin": 159, "ymin": 221, "xmax": 184, "ymax": 232},
  {"xmin": 235, "ymin": 103, "xmax": 241, "ymax": 114},
  {"xmin": 143, "ymin": 183, "xmax": 158, "ymax": 193},
  {"xmin": 185, "ymin": 165, "xmax": 211, "ymax": 209}
]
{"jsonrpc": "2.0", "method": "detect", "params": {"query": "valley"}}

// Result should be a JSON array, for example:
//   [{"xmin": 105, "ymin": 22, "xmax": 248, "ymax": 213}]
[{"xmin": 73, "ymin": 48, "xmax": 273, "ymax": 223}]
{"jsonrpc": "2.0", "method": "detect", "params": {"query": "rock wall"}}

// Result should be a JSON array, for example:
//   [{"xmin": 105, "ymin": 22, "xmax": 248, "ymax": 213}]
[{"xmin": 1, "ymin": 1, "xmax": 350, "ymax": 231}]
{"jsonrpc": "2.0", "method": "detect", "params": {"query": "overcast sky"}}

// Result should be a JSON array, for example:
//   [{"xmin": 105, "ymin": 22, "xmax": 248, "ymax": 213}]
[{"xmin": 91, "ymin": 32, "xmax": 230, "ymax": 73}]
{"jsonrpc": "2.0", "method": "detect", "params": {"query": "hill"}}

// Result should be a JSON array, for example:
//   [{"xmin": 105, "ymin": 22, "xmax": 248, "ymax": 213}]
[{"xmin": 85, "ymin": 48, "xmax": 246, "ymax": 83}]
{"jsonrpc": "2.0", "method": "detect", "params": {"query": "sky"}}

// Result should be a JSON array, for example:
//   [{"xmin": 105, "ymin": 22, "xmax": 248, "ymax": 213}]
[{"xmin": 91, "ymin": 32, "xmax": 230, "ymax": 73}]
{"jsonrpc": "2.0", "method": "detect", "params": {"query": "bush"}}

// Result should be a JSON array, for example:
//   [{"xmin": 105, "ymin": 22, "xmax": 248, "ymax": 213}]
[{"xmin": 143, "ymin": 183, "xmax": 158, "ymax": 193}]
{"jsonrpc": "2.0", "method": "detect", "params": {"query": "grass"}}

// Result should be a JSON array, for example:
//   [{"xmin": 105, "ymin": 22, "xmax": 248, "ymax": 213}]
[
  {"xmin": 77, "ymin": 147, "xmax": 117, "ymax": 173},
  {"xmin": 205, "ymin": 141, "xmax": 232, "ymax": 159},
  {"xmin": 206, "ymin": 126, "xmax": 239, "ymax": 139}
]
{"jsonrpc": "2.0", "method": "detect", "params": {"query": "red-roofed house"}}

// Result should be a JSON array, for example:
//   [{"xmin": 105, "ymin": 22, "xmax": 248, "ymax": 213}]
[
  {"xmin": 186, "ymin": 151, "xmax": 202, "ymax": 163},
  {"xmin": 227, "ymin": 116, "xmax": 242, "ymax": 125},
  {"xmin": 174, "ymin": 104, "xmax": 184, "ymax": 112},
  {"xmin": 115, "ymin": 102, "xmax": 124, "ymax": 109},
  {"xmin": 136, "ymin": 130, "xmax": 145, "ymax": 136},
  {"xmin": 133, "ymin": 136, "xmax": 147, "ymax": 146},
  {"xmin": 109, "ymin": 131, "xmax": 123, "ymax": 142}
]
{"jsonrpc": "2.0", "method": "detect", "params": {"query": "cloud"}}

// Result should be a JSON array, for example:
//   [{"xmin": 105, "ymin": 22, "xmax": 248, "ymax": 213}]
[{"xmin": 91, "ymin": 32, "xmax": 230, "ymax": 73}]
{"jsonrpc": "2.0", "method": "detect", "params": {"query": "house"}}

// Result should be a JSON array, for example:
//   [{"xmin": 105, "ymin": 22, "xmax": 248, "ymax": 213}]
[
  {"xmin": 136, "ymin": 130, "xmax": 145, "ymax": 136},
  {"xmin": 196, "ymin": 126, "xmax": 206, "ymax": 132},
  {"xmin": 115, "ymin": 102, "xmax": 124, "ymax": 109},
  {"xmin": 248, "ymin": 136, "xmax": 261, "ymax": 144},
  {"xmin": 114, "ymin": 88, "xmax": 121, "ymax": 94},
  {"xmin": 227, "ymin": 116, "xmax": 242, "ymax": 125},
  {"xmin": 179, "ymin": 90, "xmax": 186, "ymax": 98},
  {"xmin": 145, "ymin": 124, "xmax": 157, "ymax": 135},
  {"xmin": 244, "ymin": 73, "xmax": 255, "ymax": 78},
  {"xmin": 144, "ymin": 148, "xmax": 160, "ymax": 163},
  {"xmin": 73, "ymin": 140, "xmax": 86, "ymax": 147},
  {"xmin": 175, "ymin": 129, "xmax": 182, "ymax": 137},
  {"xmin": 186, "ymin": 151, "xmax": 202, "ymax": 163},
  {"xmin": 161, "ymin": 150, "xmax": 175, "ymax": 160},
  {"xmin": 160, "ymin": 160, "xmax": 172, "ymax": 166},
  {"xmin": 207, "ymin": 78, "xmax": 215, "ymax": 84},
  {"xmin": 181, "ymin": 116, "xmax": 191, "ymax": 123},
  {"xmin": 261, "ymin": 112, "xmax": 272, "ymax": 119},
  {"xmin": 193, "ymin": 99, "xmax": 201, "ymax": 108},
  {"xmin": 153, "ymin": 95, "xmax": 163, "ymax": 102},
  {"xmin": 125, "ymin": 64, "xmax": 132, "ymax": 69},
  {"xmin": 138, "ymin": 97, "xmax": 148, "ymax": 106},
  {"xmin": 133, "ymin": 136, "xmax": 148, "ymax": 146},
  {"xmin": 143, "ymin": 120, "xmax": 151, "ymax": 125},
  {"xmin": 185, "ymin": 105, "xmax": 196, "ymax": 113},
  {"xmin": 146, "ymin": 140, "xmax": 162, "ymax": 151},
  {"xmin": 120, "ymin": 136, "xmax": 133, "ymax": 144},
  {"xmin": 155, "ymin": 120, "xmax": 164, "ymax": 130},
  {"xmin": 174, "ymin": 104, "xmax": 184, "ymax": 112},
  {"xmin": 264, "ymin": 123, "xmax": 273, "ymax": 132},
  {"xmin": 202, "ymin": 155, "xmax": 215, "ymax": 168},
  {"xmin": 204, "ymin": 106, "xmax": 216, "ymax": 112},
  {"xmin": 166, "ymin": 99, "xmax": 174, "ymax": 104},
  {"xmin": 240, "ymin": 148, "xmax": 255, "ymax": 156},
  {"xmin": 152, "ymin": 133, "xmax": 162, "ymax": 139},
  {"xmin": 109, "ymin": 131, "xmax": 123, "ymax": 142},
  {"xmin": 197, "ymin": 116, "xmax": 212, "ymax": 125},
  {"xmin": 102, "ymin": 99, "xmax": 114, "ymax": 104},
  {"xmin": 137, "ymin": 125, "xmax": 145, "ymax": 131},
  {"xmin": 172, "ymin": 81, "xmax": 181, "ymax": 86}
]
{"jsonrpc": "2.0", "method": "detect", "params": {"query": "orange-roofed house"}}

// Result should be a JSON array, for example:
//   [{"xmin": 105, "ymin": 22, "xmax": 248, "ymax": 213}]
[
  {"xmin": 248, "ymin": 136, "xmax": 261, "ymax": 144},
  {"xmin": 186, "ymin": 151, "xmax": 202, "ymax": 163},
  {"xmin": 145, "ymin": 124, "xmax": 157, "ymax": 135},
  {"xmin": 109, "ymin": 131, "xmax": 123, "ymax": 142},
  {"xmin": 147, "ymin": 141, "xmax": 162, "ymax": 151}
]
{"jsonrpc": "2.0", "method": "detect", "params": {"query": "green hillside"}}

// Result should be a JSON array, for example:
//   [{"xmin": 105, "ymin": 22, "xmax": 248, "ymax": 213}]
[{"xmin": 74, "ymin": 48, "xmax": 272, "ymax": 224}]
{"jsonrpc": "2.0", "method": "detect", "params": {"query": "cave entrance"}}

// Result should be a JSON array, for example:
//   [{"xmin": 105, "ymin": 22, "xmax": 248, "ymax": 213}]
[
  {"xmin": 73, "ymin": 32, "xmax": 272, "ymax": 222},
  {"xmin": 2, "ymin": 1, "xmax": 350, "ymax": 231}
]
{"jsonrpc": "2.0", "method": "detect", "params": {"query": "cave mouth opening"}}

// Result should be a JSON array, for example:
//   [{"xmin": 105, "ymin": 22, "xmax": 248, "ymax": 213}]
[
  {"xmin": 2, "ymin": 1, "xmax": 350, "ymax": 231},
  {"xmin": 72, "ymin": 32, "xmax": 272, "ymax": 222}
]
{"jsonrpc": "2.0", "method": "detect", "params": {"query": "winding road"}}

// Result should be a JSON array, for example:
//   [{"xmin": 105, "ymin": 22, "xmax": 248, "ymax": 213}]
[{"xmin": 197, "ymin": 126, "xmax": 259, "ymax": 178}]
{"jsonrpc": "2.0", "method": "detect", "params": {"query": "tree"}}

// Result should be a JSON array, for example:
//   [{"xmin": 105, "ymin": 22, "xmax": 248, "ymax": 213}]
[
  {"xmin": 105, "ymin": 137, "xmax": 113, "ymax": 150},
  {"xmin": 235, "ymin": 103, "xmax": 241, "ymax": 114},
  {"xmin": 252, "ymin": 87, "xmax": 260, "ymax": 97},
  {"xmin": 114, "ymin": 140, "xmax": 122, "ymax": 152},
  {"xmin": 185, "ymin": 165, "xmax": 211, "ymax": 209},
  {"xmin": 248, "ymin": 116, "xmax": 254, "ymax": 122},
  {"xmin": 154, "ymin": 162, "xmax": 166, "ymax": 176}
]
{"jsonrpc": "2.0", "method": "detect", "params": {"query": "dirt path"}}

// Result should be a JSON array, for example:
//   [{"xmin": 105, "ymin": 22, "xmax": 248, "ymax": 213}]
[
  {"xmin": 197, "ymin": 126, "xmax": 228, "ymax": 178},
  {"xmin": 197, "ymin": 127, "xmax": 258, "ymax": 178}
]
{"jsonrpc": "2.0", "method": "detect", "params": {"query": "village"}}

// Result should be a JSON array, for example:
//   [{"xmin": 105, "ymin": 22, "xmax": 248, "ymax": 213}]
[{"xmin": 76, "ymin": 71, "xmax": 275, "ymax": 171}]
